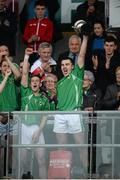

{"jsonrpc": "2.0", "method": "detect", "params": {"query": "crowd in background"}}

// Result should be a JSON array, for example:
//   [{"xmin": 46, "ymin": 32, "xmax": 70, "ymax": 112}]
[
  {"xmin": 0, "ymin": 0, "xmax": 120, "ymax": 112},
  {"xmin": 1, "ymin": 0, "xmax": 120, "ymax": 179}
]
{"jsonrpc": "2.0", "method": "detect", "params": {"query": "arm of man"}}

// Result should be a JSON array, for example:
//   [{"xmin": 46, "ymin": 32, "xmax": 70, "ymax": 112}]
[
  {"xmin": 21, "ymin": 48, "xmax": 33, "ymax": 87},
  {"xmin": 32, "ymin": 115, "xmax": 47, "ymax": 143},
  {"xmin": 0, "ymin": 69, "xmax": 11, "ymax": 94},
  {"xmin": 77, "ymin": 35, "xmax": 88, "ymax": 69},
  {"xmin": 5, "ymin": 56, "xmax": 21, "ymax": 80}
]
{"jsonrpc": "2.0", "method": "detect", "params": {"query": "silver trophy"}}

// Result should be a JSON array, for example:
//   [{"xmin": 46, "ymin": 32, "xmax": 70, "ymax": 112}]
[{"xmin": 72, "ymin": 20, "xmax": 86, "ymax": 34}]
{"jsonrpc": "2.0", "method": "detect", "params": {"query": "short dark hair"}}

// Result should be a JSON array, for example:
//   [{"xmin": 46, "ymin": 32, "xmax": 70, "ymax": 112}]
[
  {"xmin": 61, "ymin": 57, "xmax": 74, "ymax": 65},
  {"xmin": 34, "ymin": 0, "xmax": 47, "ymax": 8},
  {"xmin": 93, "ymin": 20, "xmax": 105, "ymax": 29},
  {"xmin": 105, "ymin": 35, "xmax": 118, "ymax": 45},
  {"xmin": 30, "ymin": 73, "xmax": 41, "ymax": 81}
]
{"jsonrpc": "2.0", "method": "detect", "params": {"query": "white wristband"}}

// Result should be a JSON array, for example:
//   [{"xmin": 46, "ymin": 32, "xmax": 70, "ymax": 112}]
[{"xmin": 24, "ymin": 54, "xmax": 29, "ymax": 60}]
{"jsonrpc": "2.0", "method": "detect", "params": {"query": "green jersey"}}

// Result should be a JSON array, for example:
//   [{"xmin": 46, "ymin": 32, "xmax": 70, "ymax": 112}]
[
  {"xmin": 0, "ymin": 74, "xmax": 18, "ymax": 111},
  {"xmin": 21, "ymin": 85, "xmax": 50, "ymax": 125},
  {"xmin": 57, "ymin": 65, "xmax": 84, "ymax": 111}
]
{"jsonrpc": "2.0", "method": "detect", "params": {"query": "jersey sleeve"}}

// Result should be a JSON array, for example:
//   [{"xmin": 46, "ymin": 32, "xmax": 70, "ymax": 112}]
[
  {"xmin": 21, "ymin": 84, "xmax": 32, "ymax": 98},
  {"xmin": 72, "ymin": 64, "xmax": 84, "ymax": 80}
]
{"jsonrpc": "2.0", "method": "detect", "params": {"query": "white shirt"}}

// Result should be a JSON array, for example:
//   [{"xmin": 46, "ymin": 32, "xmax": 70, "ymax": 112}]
[{"xmin": 30, "ymin": 57, "xmax": 56, "ymax": 73}]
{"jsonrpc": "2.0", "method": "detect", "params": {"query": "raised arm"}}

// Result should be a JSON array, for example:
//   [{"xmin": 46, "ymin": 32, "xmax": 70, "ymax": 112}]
[
  {"xmin": 5, "ymin": 56, "xmax": 21, "ymax": 80},
  {"xmin": 21, "ymin": 48, "xmax": 33, "ymax": 87},
  {"xmin": 77, "ymin": 35, "xmax": 88, "ymax": 68},
  {"xmin": 0, "ymin": 69, "xmax": 11, "ymax": 94}
]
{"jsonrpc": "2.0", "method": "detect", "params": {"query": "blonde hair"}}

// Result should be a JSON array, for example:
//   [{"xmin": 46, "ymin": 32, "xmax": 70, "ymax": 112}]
[
  {"xmin": 45, "ymin": 73, "xmax": 58, "ymax": 82},
  {"xmin": 38, "ymin": 42, "xmax": 52, "ymax": 52}
]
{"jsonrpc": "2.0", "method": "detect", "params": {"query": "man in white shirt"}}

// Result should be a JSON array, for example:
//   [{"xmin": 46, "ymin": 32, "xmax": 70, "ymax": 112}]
[{"xmin": 30, "ymin": 42, "xmax": 56, "ymax": 80}]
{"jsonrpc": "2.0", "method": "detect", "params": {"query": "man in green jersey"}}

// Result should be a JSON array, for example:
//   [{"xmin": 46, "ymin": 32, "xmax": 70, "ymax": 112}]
[
  {"xmin": 20, "ymin": 48, "xmax": 50, "ymax": 178},
  {"xmin": 53, "ymin": 35, "xmax": 88, "ymax": 173}
]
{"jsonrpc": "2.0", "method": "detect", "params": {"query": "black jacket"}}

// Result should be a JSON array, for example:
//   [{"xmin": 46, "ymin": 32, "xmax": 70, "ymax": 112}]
[
  {"xmin": 92, "ymin": 51, "xmax": 120, "ymax": 96},
  {"xmin": 0, "ymin": 8, "xmax": 17, "ymax": 56},
  {"xmin": 76, "ymin": 0, "xmax": 105, "ymax": 24},
  {"xmin": 103, "ymin": 83, "xmax": 120, "ymax": 110},
  {"xmin": 82, "ymin": 84, "xmax": 102, "ymax": 110}
]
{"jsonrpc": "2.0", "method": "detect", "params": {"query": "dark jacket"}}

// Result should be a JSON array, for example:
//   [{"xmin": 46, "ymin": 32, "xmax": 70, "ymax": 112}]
[
  {"xmin": 92, "ymin": 51, "xmax": 120, "ymax": 96},
  {"xmin": 76, "ymin": 0, "xmax": 105, "ymax": 24},
  {"xmin": 82, "ymin": 84, "xmax": 102, "ymax": 110},
  {"xmin": 103, "ymin": 83, "xmax": 120, "ymax": 136},
  {"xmin": 0, "ymin": 8, "xmax": 17, "ymax": 56},
  {"xmin": 103, "ymin": 83, "xmax": 120, "ymax": 110}
]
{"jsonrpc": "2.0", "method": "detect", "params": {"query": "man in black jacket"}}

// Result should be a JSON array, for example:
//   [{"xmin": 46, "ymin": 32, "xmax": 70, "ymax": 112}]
[
  {"xmin": 0, "ymin": 0, "xmax": 17, "ymax": 56},
  {"xmin": 76, "ymin": 0, "xmax": 105, "ymax": 25},
  {"xmin": 92, "ymin": 35, "xmax": 120, "ymax": 97},
  {"xmin": 103, "ymin": 66, "xmax": 120, "ymax": 110}
]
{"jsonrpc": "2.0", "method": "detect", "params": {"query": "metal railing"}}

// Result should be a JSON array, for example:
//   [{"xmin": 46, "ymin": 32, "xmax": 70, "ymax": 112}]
[{"xmin": 0, "ymin": 111, "xmax": 120, "ymax": 179}]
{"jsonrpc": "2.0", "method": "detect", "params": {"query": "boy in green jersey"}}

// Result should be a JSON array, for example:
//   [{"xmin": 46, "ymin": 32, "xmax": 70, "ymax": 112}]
[
  {"xmin": 20, "ymin": 48, "xmax": 50, "ymax": 178},
  {"xmin": 53, "ymin": 35, "xmax": 88, "ymax": 173}
]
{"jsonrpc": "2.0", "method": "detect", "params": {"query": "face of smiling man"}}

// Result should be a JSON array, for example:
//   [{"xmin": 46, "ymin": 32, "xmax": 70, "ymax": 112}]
[{"xmin": 61, "ymin": 59, "xmax": 74, "ymax": 77}]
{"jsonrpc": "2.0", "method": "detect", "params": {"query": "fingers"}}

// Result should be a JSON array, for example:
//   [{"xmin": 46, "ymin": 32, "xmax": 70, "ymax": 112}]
[
  {"xmin": 5, "ymin": 68, "xmax": 12, "ymax": 77},
  {"xmin": 31, "ymin": 35, "xmax": 40, "ymax": 42}
]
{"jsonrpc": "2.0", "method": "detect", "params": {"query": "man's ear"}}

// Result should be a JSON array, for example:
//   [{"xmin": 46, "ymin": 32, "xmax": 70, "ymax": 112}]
[
  {"xmin": 39, "ymin": 81, "xmax": 42, "ymax": 87},
  {"xmin": 114, "ymin": 45, "xmax": 117, "ymax": 50},
  {"xmin": 72, "ymin": 64, "xmax": 74, "ymax": 69}
]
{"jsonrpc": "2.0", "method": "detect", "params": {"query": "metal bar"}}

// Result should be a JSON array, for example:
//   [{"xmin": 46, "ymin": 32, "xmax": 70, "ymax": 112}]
[
  {"xmin": 111, "ymin": 116, "xmax": 115, "ymax": 178},
  {"xmin": 89, "ymin": 113, "xmax": 94, "ymax": 179},
  {"xmin": 5, "ymin": 113, "xmax": 9, "ymax": 177},
  {"xmin": 10, "ymin": 144, "xmax": 90, "ymax": 148},
  {"xmin": 10, "ymin": 143, "xmax": 120, "ymax": 148},
  {"xmin": 11, "ymin": 110, "xmax": 120, "ymax": 114},
  {"xmin": 18, "ymin": 118, "xmax": 21, "ymax": 179}
]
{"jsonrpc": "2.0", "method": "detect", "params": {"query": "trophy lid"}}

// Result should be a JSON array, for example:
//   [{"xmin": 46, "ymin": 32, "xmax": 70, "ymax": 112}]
[{"xmin": 72, "ymin": 20, "xmax": 86, "ymax": 33}]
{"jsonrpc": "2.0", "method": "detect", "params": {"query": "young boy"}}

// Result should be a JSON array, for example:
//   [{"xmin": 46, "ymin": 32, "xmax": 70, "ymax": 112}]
[{"xmin": 23, "ymin": 0, "xmax": 53, "ymax": 51}]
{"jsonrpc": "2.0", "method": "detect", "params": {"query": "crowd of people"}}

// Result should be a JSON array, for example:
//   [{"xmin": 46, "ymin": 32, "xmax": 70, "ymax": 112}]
[{"xmin": 0, "ymin": 0, "xmax": 120, "ymax": 178}]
